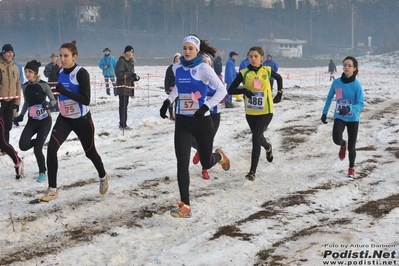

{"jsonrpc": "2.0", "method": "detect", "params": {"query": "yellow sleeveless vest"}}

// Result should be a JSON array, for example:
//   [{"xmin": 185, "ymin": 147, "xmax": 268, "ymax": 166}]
[{"xmin": 240, "ymin": 66, "xmax": 273, "ymax": 115}]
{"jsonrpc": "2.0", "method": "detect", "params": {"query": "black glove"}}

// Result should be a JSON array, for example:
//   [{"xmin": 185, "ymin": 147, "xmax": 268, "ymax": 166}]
[
  {"xmin": 321, "ymin": 114, "xmax": 328, "ymax": 124},
  {"xmin": 273, "ymin": 90, "xmax": 283, "ymax": 103},
  {"xmin": 132, "ymin": 73, "xmax": 140, "ymax": 81},
  {"xmin": 243, "ymin": 89, "xmax": 255, "ymax": 98},
  {"xmin": 13, "ymin": 104, "xmax": 19, "ymax": 112},
  {"xmin": 194, "ymin": 105, "xmax": 209, "ymax": 120},
  {"xmin": 12, "ymin": 115, "xmax": 23, "ymax": 126},
  {"xmin": 160, "ymin": 100, "xmax": 170, "ymax": 119},
  {"xmin": 42, "ymin": 101, "xmax": 53, "ymax": 110},
  {"xmin": 55, "ymin": 82, "xmax": 67, "ymax": 94},
  {"xmin": 338, "ymin": 105, "xmax": 350, "ymax": 116}
]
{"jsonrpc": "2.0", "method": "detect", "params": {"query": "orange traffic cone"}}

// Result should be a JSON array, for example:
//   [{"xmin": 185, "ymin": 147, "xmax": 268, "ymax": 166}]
[{"xmin": 286, "ymin": 72, "xmax": 290, "ymax": 79}]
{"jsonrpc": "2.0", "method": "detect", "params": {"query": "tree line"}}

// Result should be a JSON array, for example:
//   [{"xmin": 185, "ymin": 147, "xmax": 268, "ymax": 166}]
[{"xmin": 0, "ymin": 0, "xmax": 397, "ymax": 59}]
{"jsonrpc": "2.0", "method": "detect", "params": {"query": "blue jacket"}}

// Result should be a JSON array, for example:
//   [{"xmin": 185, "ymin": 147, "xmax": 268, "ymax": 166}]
[
  {"xmin": 224, "ymin": 57, "xmax": 238, "ymax": 84},
  {"xmin": 262, "ymin": 59, "xmax": 278, "ymax": 81},
  {"xmin": 322, "ymin": 77, "xmax": 364, "ymax": 122},
  {"xmin": 99, "ymin": 54, "xmax": 117, "ymax": 77},
  {"xmin": 239, "ymin": 58, "xmax": 250, "ymax": 71}
]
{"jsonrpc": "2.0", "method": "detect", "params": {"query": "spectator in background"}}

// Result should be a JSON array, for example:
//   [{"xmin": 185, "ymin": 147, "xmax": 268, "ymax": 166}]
[
  {"xmin": 224, "ymin": 51, "xmax": 239, "ymax": 108},
  {"xmin": 213, "ymin": 50, "xmax": 223, "ymax": 80},
  {"xmin": 99, "ymin": 48, "xmax": 117, "ymax": 96},
  {"xmin": 47, "ymin": 58, "xmax": 61, "ymax": 112},
  {"xmin": 115, "ymin": 45, "xmax": 140, "ymax": 130},
  {"xmin": 328, "ymin": 59, "xmax": 337, "ymax": 81},
  {"xmin": 13, "ymin": 61, "xmax": 24, "ymax": 118},
  {"xmin": 0, "ymin": 43, "xmax": 21, "ymax": 155},
  {"xmin": 262, "ymin": 54, "xmax": 278, "ymax": 90},
  {"xmin": 239, "ymin": 51, "xmax": 250, "ymax": 71},
  {"xmin": 164, "ymin": 52, "xmax": 180, "ymax": 120},
  {"xmin": 44, "ymin": 53, "xmax": 58, "ymax": 80}
]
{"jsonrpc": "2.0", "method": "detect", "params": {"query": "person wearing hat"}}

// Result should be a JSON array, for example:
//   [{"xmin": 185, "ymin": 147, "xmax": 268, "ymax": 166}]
[
  {"xmin": 44, "ymin": 53, "xmax": 58, "ymax": 79},
  {"xmin": 262, "ymin": 54, "xmax": 279, "ymax": 90},
  {"xmin": 0, "ymin": 43, "xmax": 22, "ymax": 151},
  {"xmin": 115, "ymin": 45, "xmax": 140, "ymax": 130},
  {"xmin": 0, "ymin": 43, "xmax": 24, "ymax": 178},
  {"xmin": 164, "ymin": 52, "xmax": 181, "ymax": 120},
  {"xmin": 213, "ymin": 50, "xmax": 223, "ymax": 79},
  {"xmin": 224, "ymin": 51, "xmax": 239, "ymax": 108},
  {"xmin": 43, "ymin": 52, "xmax": 60, "ymax": 112},
  {"xmin": 12, "ymin": 60, "xmax": 57, "ymax": 182},
  {"xmin": 99, "ymin": 48, "xmax": 117, "ymax": 96}
]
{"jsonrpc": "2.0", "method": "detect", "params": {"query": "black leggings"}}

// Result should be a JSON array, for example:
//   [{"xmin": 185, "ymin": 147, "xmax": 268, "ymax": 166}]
[
  {"xmin": 19, "ymin": 116, "xmax": 52, "ymax": 173},
  {"xmin": 174, "ymin": 114, "xmax": 222, "ymax": 206},
  {"xmin": 0, "ymin": 110, "xmax": 20, "ymax": 165},
  {"xmin": 118, "ymin": 95, "xmax": 130, "ymax": 128},
  {"xmin": 192, "ymin": 113, "xmax": 221, "ymax": 169},
  {"xmin": 332, "ymin": 119, "xmax": 359, "ymax": 168},
  {"xmin": 47, "ymin": 112, "xmax": 106, "ymax": 188},
  {"xmin": 246, "ymin": 114, "xmax": 273, "ymax": 173}
]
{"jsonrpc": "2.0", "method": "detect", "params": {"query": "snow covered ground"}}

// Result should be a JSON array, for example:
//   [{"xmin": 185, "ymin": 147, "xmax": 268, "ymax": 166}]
[{"xmin": 1, "ymin": 52, "xmax": 399, "ymax": 266}]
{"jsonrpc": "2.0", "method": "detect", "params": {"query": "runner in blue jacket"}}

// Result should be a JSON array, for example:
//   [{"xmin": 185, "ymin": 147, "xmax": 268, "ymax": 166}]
[{"xmin": 321, "ymin": 56, "xmax": 365, "ymax": 178}]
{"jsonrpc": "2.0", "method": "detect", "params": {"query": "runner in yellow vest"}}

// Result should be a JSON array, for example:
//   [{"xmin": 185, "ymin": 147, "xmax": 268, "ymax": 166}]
[{"xmin": 227, "ymin": 46, "xmax": 283, "ymax": 181}]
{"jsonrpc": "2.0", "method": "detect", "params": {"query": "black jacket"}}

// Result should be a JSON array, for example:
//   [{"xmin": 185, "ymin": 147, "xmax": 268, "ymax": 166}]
[
  {"xmin": 115, "ymin": 55, "xmax": 135, "ymax": 96},
  {"xmin": 213, "ymin": 56, "xmax": 222, "ymax": 76},
  {"xmin": 164, "ymin": 64, "xmax": 175, "ymax": 94}
]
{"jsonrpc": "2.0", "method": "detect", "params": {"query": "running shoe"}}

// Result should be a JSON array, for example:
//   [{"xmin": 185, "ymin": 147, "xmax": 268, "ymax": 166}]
[
  {"xmin": 193, "ymin": 151, "xmax": 200, "ymax": 165},
  {"xmin": 15, "ymin": 159, "xmax": 24, "ymax": 180},
  {"xmin": 40, "ymin": 188, "xmax": 59, "ymax": 202},
  {"xmin": 339, "ymin": 142, "xmax": 347, "ymax": 160},
  {"xmin": 202, "ymin": 169, "xmax": 210, "ymax": 180},
  {"xmin": 216, "ymin": 148, "xmax": 230, "ymax": 171},
  {"xmin": 36, "ymin": 172, "xmax": 46, "ymax": 183},
  {"xmin": 99, "ymin": 172, "xmax": 109, "ymax": 195},
  {"xmin": 245, "ymin": 171, "xmax": 255, "ymax": 181},
  {"xmin": 347, "ymin": 168, "xmax": 355, "ymax": 178},
  {"xmin": 170, "ymin": 202, "xmax": 192, "ymax": 218},
  {"xmin": 266, "ymin": 144, "xmax": 273, "ymax": 163}
]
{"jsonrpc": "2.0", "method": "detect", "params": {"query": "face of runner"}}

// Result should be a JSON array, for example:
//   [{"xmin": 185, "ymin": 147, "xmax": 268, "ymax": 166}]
[
  {"xmin": 249, "ymin": 50, "xmax": 264, "ymax": 68},
  {"xmin": 24, "ymin": 69, "xmax": 37, "ymax": 82},
  {"xmin": 342, "ymin": 59, "xmax": 356, "ymax": 77},
  {"xmin": 59, "ymin": 48, "xmax": 78, "ymax": 69},
  {"xmin": 182, "ymin": 42, "xmax": 197, "ymax": 61}
]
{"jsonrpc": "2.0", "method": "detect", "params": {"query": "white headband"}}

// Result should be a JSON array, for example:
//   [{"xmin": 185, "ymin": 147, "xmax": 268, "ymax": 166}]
[{"xmin": 182, "ymin": 35, "xmax": 200, "ymax": 51}]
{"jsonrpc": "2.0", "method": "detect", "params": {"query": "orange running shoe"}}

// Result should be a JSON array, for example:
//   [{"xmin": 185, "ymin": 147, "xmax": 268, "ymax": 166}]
[
  {"xmin": 216, "ymin": 148, "xmax": 230, "ymax": 171},
  {"xmin": 347, "ymin": 168, "xmax": 355, "ymax": 178},
  {"xmin": 339, "ymin": 142, "xmax": 347, "ymax": 160},
  {"xmin": 202, "ymin": 169, "xmax": 210, "ymax": 179},
  {"xmin": 193, "ymin": 151, "xmax": 200, "ymax": 165},
  {"xmin": 170, "ymin": 202, "xmax": 192, "ymax": 218}
]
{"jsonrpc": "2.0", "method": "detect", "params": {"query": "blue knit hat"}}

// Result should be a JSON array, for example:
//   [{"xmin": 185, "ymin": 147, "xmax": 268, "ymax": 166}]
[{"xmin": 1, "ymin": 44, "xmax": 14, "ymax": 54}]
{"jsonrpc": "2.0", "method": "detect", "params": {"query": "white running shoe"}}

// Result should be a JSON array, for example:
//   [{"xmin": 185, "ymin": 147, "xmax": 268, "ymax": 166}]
[
  {"xmin": 15, "ymin": 159, "xmax": 24, "ymax": 180},
  {"xmin": 40, "ymin": 188, "xmax": 59, "ymax": 202},
  {"xmin": 99, "ymin": 172, "xmax": 109, "ymax": 195}
]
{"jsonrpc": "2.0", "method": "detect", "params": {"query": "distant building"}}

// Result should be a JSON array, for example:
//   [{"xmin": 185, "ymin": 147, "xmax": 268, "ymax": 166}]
[{"xmin": 257, "ymin": 38, "xmax": 307, "ymax": 58}]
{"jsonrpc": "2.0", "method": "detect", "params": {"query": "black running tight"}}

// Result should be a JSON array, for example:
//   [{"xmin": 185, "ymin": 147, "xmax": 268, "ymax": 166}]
[
  {"xmin": 47, "ymin": 112, "xmax": 106, "ymax": 188},
  {"xmin": 19, "ymin": 116, "xmax": 52, "ymax": 173},
  {"xmin": 332, "ymin": 119, "xmax": 359, "ymax": 168},
  {"xmin": 246, "ymin": 113, "xmax": 273, "ymax": 173},
  {"xmin": 174, "ymin": 114, "xmax": 222, "ymax": 206}
]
